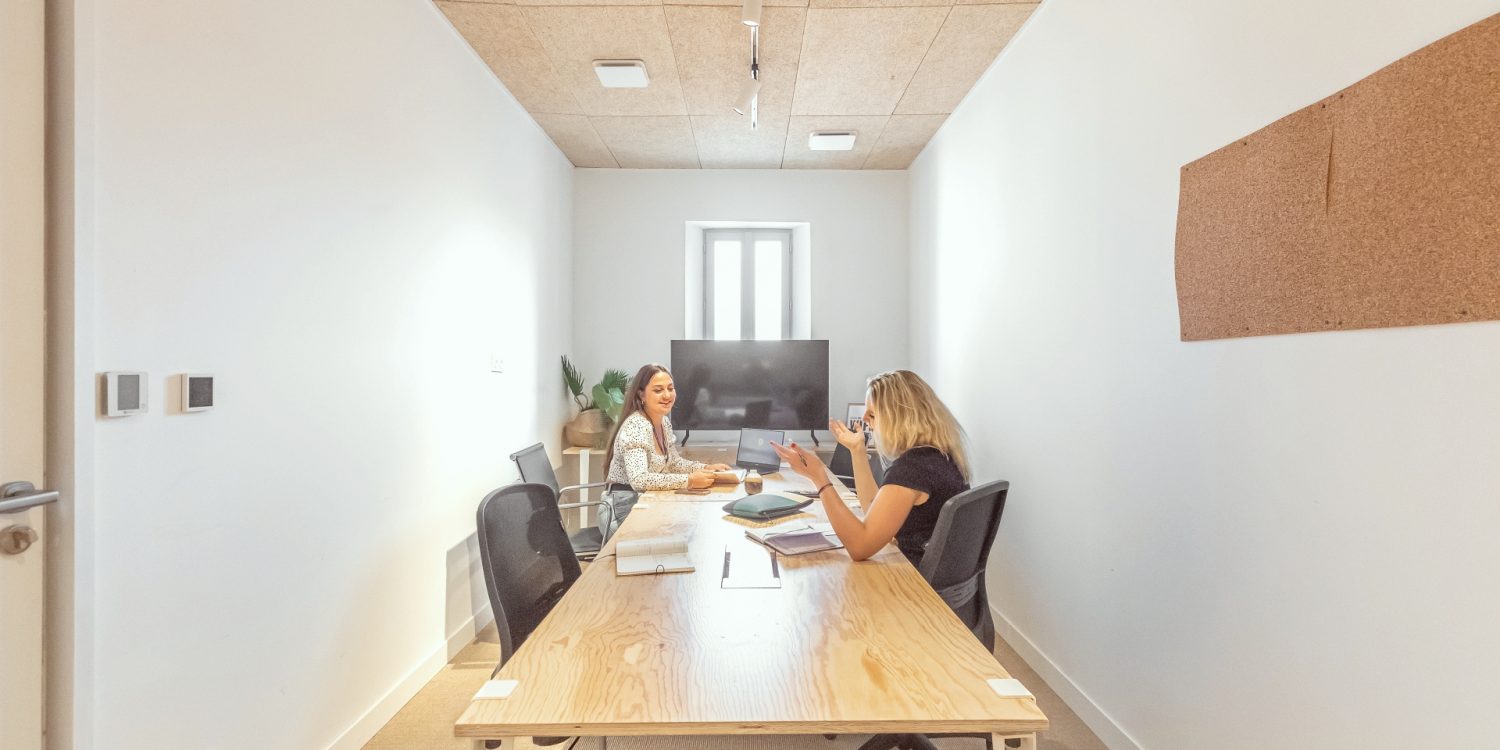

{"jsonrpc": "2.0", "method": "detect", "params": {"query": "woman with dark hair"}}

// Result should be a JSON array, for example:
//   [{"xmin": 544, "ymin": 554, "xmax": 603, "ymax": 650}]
[{"xmin": 605, "ymin": 364, "xmax": 733, "ymax": 492}]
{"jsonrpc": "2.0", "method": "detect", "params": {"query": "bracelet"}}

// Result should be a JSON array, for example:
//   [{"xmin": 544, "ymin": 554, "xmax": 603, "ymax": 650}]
[{"xmin": 815, "ymin": 483, "xmax": 834, "ymax": 496}]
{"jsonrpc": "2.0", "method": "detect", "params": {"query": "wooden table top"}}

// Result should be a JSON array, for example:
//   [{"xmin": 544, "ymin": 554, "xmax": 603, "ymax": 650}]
[{"xmin": 455, "ymin": 482, "xmax": 1047, "ymax": 739}]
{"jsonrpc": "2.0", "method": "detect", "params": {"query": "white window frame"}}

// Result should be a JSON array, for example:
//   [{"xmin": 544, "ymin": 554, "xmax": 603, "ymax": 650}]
[{"xmin": 702, "ymin": 228, "xmax": 792, "ymax": 340}]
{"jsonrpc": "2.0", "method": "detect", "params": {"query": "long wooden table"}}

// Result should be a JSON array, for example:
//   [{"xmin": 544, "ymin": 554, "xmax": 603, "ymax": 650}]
[{"xmin": 455, "ymin": 475, "xmax": 1048, "ymax": 747}]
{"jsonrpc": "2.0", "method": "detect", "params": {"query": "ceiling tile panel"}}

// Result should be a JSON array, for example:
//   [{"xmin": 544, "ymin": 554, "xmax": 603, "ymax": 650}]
[
  {"xmin": 666, "ymin": 7, "xmax": 805, "ymax": 120},
  {"xmin": 523, "ymin": 6, "xmax": 688, "ymax": 116},
  {"xmin": 862, "ymin": 113, "xmax": 945, "ymax": 168},
  {"xmin": 663, "ymin": 0, "xmax": 807, "ymax": 7},
  {"xmin": 781, "ymin": 116, "xmax": 888, "ymax": 168},
  {"xmin": 691, "ymin": 115, "xmax": 790, "ymax": 168},
  {"xmin": 532, "ymin": 114, "xmax": 619, "ymax": 167},
  {"xmin": 592, "ymin": 116, "xmax": 701, "ymax": 168},
  {"xmin": 895, "ymin": 3, "xmax": 1035, "ymax": 114},
  {"xmin": 517, "ymin": 0, "xmax": 658, "ymax": 6},
  {"xmin": 791, "ymin": 7, "xmax": 950, "ymax": 116},
  {"xmin": 436, "ymin": 1, "xmax": 579, "ymax": 114},
  {"xmin": 808, "ymin": 0, "xmax": 949, "ymax": 7}
]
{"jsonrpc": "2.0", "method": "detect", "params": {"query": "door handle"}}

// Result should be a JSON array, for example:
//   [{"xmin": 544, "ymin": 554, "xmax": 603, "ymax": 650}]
[{"xmin": 0, "ymin": 481, "xmax": 60, "ymax": 515}]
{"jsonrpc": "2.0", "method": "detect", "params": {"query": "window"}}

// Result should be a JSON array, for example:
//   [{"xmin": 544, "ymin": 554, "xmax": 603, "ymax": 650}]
[{"xmin": 703, "ymin": 229, "xmax": 792, "ymax": 340}]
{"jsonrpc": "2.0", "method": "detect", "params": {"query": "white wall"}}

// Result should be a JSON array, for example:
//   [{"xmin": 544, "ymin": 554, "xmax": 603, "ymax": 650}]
[
  {"xmin": 909, "ymin": 1, "xmax": 1500, "ymax": 748},
  {"xmin": 573, "ymin": 169, "xmax": 909, "ymax": 438},
  {"xmin": 50, "ymin": 0, "xmax": 574, "ymax": 747}
]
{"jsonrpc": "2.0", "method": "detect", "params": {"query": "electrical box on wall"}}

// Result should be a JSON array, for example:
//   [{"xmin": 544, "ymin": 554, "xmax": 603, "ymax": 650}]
[
  {"xmin": 180, "ymin": 374, "xmax": 215, "ymax": 412},
  {"xmin": 104, "ymin": 371, "xmax": 148, "ymax": 416}
]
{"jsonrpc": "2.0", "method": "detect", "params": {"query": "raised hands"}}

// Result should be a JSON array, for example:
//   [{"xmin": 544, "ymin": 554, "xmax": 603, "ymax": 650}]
[{"xmin": 829, "ymin": 418, "xmax": 866, "ymax": 451}]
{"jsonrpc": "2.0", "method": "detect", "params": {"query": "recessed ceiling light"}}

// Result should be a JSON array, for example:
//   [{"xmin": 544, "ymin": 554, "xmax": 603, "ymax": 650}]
[
  {"xmin": 593, "ymin": 60, "xmax": 650, "ymax": 89},
  {"xmin": 808, "ymin": 131, "xmax": 857, "ymax": 151}
]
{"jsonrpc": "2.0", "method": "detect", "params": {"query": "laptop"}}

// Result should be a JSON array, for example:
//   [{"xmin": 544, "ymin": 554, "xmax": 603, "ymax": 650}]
[{"xmin": 735, "ymin": 428, "xmax": 785, "ymax": 474}]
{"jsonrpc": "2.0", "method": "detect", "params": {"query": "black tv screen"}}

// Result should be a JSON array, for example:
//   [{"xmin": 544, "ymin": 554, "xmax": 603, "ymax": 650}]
[{"xmin": 670, "ymin": 340, "xmax": 829, "ymax": 430}]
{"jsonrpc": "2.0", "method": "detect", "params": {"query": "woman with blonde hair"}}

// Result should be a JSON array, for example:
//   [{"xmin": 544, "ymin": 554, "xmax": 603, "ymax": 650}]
[
  {"xmin": 604, "ymin": 363, "xmax": 733, "ymax": 492},
  {"xmin": 773, "ymin": 369, "xmax": 970, "ymax": 564}
]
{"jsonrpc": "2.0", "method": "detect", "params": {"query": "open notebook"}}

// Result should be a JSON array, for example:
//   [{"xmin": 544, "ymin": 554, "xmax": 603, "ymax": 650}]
[
  {"xmin": 745, "ymin": 522, "xmax": 844, "ymax": 556},
  {"xmin": 615, "ymin": 535, "xmax": 695, "ymax": 576}
]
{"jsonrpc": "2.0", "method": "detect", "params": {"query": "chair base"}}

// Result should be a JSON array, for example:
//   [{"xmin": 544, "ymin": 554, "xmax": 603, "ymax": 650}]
[{"xmin": 856, "ymin": 734, "xmax": 941, "ymax": 750}]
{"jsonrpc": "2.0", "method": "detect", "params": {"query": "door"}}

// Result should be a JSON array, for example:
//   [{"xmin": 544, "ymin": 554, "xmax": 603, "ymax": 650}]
[{"xmin": 1, "ymin": 0, "xmax": 53, "ymax": 748}]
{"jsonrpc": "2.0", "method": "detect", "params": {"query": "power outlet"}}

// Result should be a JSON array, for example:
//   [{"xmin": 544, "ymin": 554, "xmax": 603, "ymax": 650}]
[{"xmin": 489, "ymin": 355, "xmax": 505, "ymax": 374}]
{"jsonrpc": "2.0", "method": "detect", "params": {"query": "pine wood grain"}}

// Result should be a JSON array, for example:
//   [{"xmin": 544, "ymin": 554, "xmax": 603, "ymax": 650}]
[{"xmin": 456, "ymin": 498, "xmax": 1048, "ymax": 739}]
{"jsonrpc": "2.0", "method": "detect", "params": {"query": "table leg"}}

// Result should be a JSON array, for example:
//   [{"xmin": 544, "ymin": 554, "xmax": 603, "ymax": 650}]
[
  {"xmin": 578, "ymin": 448, "xmax": 591, "ymax": 528},
  {"xmin": 993, "ymin": 733, "xmax": 1037, "ymax": 750}
]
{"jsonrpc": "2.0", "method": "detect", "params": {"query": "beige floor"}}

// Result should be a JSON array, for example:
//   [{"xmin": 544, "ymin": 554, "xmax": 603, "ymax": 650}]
[{"xmin": 365, "ymin": 622, "xmax": 1107, "ymax": 750}]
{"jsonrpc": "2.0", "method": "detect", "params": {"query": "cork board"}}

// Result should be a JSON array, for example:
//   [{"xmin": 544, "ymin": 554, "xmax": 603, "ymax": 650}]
[{"xmin": 1175, "ymin": 12, "xmax": 1500, "ymax": 341}]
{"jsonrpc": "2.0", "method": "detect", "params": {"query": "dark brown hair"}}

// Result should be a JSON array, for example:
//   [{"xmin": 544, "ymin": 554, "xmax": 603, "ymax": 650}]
[{"xmin": 603, "ymin": 363, "xmax": 672, "ymax": 471}]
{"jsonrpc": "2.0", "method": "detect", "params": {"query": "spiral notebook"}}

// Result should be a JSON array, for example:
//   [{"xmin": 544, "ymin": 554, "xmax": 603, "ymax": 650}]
[{"xmin": 615, "ymin": 535, "xmax": 695, "ymax": 576}]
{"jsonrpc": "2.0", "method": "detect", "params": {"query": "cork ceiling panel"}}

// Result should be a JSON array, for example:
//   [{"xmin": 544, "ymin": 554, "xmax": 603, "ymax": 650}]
[
  {"xmin": 436, "ymin": 0, "xmax": 1040, "ymax": 167},
  {"xmin": 592, "ymin": 115, "xmax": 701, "ymax": 167},
  {"xmin": 782, "ymin": 115, "xmax": 888, "ymax": 168},
  {"xmin": 436, "ymin": 1, "xmax": 579, "ymax": 114},
  {"xmin": 666, "ymin": 5, "xmax": 805, "ymax": 119},
  {"xmin": 791, "ymin": 7, "xmax": 950, "ymax": 116},
  {"xmin": 532, "ymin": 114, "xmax": 619, "ymax": 166},
  {"xmin": 523, "ymin": 6, "xmax": 688, "ymax": 115},
  {"xmin": 895, "ymin": 3, "xmax": 1034, "ymax": 114},
  {"xmin": 692, "ymin": 115, "xmax": 791, "ymax": 168},
  {"xmin": 864, "ymin": 113, "xmax": 947, "ymax": 168}
]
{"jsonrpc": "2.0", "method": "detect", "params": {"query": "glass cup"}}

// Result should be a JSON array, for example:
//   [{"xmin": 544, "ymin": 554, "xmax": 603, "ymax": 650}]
[{"xmin": 744, "ymin": 469, "xmax": 763, "ymax": 495}]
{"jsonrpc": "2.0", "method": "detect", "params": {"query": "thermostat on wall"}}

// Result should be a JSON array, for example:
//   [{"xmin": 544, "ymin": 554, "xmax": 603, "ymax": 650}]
[
  {"xmin": 181, "ymin": 374, "xmax": 215, "ymax": 412},
  {"xmin": 104, "ymin": 371, "xmax": 148, "ymax": 417}
]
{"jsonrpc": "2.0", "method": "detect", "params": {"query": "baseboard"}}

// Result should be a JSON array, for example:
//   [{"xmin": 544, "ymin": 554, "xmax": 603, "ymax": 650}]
[
  {"xmin": 326, "ymin": 605, "xmax": 496, "ymax": 750},
  {"xmin": 991, "ymin": 604, "xmax": 1143, "ymax": 750}
]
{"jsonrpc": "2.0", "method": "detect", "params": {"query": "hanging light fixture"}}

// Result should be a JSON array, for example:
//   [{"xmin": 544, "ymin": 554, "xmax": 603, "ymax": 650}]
[{"xmin": 733, "ymin": 0, "xmax": 761, "ymax": 129}]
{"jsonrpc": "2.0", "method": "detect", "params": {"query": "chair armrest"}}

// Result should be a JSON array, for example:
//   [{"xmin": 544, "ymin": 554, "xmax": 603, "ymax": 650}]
[
  {"xmin": 558, "ymin": 481, "xmax": 609, "ymax": 499},
  {"xmin": 557, "ymin": 500, "xmax": 609, "ymax": 511}
]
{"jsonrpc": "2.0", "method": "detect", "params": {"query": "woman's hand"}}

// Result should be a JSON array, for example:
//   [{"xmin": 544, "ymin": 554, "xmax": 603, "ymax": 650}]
[
  {"xmin": 829, "ymin": 419, "xmax": 866, "ymax": 451},
  {"xmin": 704, "ymin": 463, "xmax": 733, "ymax": 472},
  {"xmin": 770, "ymin": 442, "xmax": 825, "ymax": 485},
  {"xmin": 687, "ymin": 471, "xmax": 716, "ymax": 489}
]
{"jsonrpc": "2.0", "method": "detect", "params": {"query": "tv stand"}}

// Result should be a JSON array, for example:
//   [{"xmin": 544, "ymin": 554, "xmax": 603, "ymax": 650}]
[{"xmin": 808, "ymin": 430, "xmax": 820, "ymax": 448}]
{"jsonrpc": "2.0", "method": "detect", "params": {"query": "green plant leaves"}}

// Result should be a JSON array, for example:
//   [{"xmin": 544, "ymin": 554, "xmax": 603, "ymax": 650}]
[
  {"xmin": 561, "ymin": 355, "xmax": 585, "ymax": 398},
  {"xmin": 593, "ymin": 382, "xmax": 625, "ymax": 423}
]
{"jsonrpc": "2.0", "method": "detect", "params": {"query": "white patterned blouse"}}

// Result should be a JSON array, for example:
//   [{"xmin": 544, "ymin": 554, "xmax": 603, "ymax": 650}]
[{"xmin": 606, "ymin": 412, "xmax": 706, "ymax": 491}]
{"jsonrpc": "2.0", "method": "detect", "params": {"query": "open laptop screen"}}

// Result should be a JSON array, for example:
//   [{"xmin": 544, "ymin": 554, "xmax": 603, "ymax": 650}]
[{"xmin": 736, "ymin": 428, "xmax": 785, "ymax": 473}]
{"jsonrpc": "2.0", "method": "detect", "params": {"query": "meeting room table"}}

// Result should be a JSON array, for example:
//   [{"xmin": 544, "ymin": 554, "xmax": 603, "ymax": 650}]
[{"xmin": 455, "ymin": 469, "xmax": 1049, "ymax": 748}]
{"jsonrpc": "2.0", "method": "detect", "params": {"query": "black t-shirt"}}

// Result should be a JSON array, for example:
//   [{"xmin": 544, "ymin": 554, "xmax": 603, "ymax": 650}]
[{"xmin": 883, "ymin": 446, "xmax": 969, "ymax": 564}]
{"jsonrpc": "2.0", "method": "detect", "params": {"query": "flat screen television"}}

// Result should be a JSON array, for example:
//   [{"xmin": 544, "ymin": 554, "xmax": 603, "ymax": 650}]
[{"xmin": 670, "ymin": 340, "xmax": 829, "ymax": 430}]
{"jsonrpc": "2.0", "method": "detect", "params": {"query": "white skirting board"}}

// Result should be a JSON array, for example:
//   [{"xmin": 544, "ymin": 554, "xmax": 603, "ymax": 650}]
[
  {"xmin": 325, "ymin": 605, "xmax": 495, "ymax": 750},
  {"xmin": 991, "ymin": 604, "xmax": 1143, "ymax": 750}
]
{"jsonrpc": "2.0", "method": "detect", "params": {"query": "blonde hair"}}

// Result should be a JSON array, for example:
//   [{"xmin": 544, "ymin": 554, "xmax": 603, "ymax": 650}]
[{"xmin": 866, "ymin": 370, "xmax": 971, "ymax": 481}]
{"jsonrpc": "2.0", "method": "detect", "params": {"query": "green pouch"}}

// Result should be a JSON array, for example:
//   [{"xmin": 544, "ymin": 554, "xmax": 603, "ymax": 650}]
[{"xmin": 721, "ymin": 492, "xmax": 814, "ymax": 521}]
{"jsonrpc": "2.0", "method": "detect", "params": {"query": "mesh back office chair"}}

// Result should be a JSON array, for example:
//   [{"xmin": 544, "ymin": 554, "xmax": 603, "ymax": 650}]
[
  {"xmin": 475, "ymin": 482, "xmax": 582, "ymax": 749},
  {"xmin": 856, "ymin": 480, "xmax": 1011, "ymax": 750},
  {"xmin": 828, "ymin": 444, "xmax": 887, "ymax": 486},
  {"xmin": 511, "ymin": 442, "xmax": 618, "ymax": 560}
]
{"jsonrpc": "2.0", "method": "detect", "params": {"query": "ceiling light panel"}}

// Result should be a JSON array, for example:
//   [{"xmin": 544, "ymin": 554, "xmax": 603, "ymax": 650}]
[
  {"xmin": 808, "ymin": 131, "xmax": 856, "ymax": 151},
  {"xmin": 593, "ymin": 60, "xmax": 650, "ymax": 88}
]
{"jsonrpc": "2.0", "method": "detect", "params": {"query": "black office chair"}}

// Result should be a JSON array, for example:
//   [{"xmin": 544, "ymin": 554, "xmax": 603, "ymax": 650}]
[
  {"xmin": 857, "ymin": 480, "xmax": 1011, "ymax": 750},
  {"xmin": 510, "ymin": 442, "xmax": 619, "ymax": 560},
  {"xmin": 828, "ymin": 444, "xmax": 887, "ymax": 486},
  {"xmin": 475, "ymin": 482, "xmax": 583, "ymax": 748}
]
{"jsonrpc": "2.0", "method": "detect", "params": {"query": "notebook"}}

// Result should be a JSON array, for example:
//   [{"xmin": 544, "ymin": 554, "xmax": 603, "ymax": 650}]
[
  {"xmin": 713, "ymin": 469, "xmax": 748, "ymax": 484},
  {"xmin": 745, "ymin": 523, "xmax": 844, "ymax": 556},
  {"xmin": 615, "ymin": 536, "xmax": 694, "ymax": 576}
]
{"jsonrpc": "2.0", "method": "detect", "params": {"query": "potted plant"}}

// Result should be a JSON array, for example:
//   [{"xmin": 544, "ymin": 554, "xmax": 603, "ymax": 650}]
[{"xmin": 561, "ymin": 356, "xmax": 629, "ymax": 449}]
